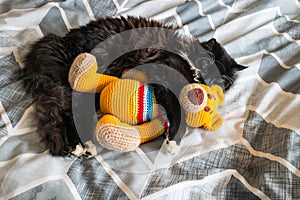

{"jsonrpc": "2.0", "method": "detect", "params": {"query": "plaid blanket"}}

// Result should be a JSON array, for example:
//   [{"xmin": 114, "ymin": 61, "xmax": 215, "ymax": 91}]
[{"xmin": 0, "ymin": 0, "xmax": 299, "ymax": 199}]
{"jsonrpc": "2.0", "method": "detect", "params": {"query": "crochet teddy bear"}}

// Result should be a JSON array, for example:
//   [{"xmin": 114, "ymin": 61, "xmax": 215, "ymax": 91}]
[
  {"xmin": 69, "ymin": 53, "xmax": 225, "ymax": 152},
  {"xmin": 68, "ymin": 53, "xmax": 169, "ymax": 152},
  {"xmin": 179, "ymin": 83, "xmax": 224, "ymax": 131}
]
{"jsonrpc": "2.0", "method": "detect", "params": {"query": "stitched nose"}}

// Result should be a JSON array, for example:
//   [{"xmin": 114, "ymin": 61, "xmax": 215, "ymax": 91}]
[{"xmin": 188, "ymin": 89, "xmax": 204, "ymax": 105}]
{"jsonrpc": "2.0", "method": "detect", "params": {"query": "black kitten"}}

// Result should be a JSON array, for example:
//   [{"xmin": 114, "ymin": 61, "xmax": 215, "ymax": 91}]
[
  {"xmin": 20, "ymin": 16, "xmax": 245, "ymax": 156},
  {"xmin": 201, "ymin": 38, "xmax": 247, "ymax": 89}
]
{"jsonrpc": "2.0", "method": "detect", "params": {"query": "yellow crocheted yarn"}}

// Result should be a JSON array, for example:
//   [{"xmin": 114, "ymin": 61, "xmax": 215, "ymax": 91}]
[
  {"xmin": 68, "ymin": 53, "xmax": 169, "ymax": 152},
  {"xmin": 69, "ymin": 53, "xmax": 119, "ymax": 92},
  {"xmin": 97, "ymin": 79, "xmax": 169, "ymax": 151},
  {"xmin": 180, "ymin": 83, "xmax": 224, "ymax": 131},
  {"xmin": 95, "ymin": 114, "xmax": 168, "ymax": 152},
  {"xmin": 121, "ymin": 68, "xmax": 148, "ymax": 83}
]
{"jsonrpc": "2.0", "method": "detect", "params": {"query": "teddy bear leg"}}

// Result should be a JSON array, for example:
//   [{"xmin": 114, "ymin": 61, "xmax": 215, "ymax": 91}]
[
  {"xmin": 136, "ymin": 116, "xmax": 169, "ymax": 144},
  {"xmin": 69, "ymin": 53, "xmax": 118, "ymax": 93},
  {"xmin": 68, "ymin": 53, "xmax": 100, "ymax": 92},
  {"xmin": 95, "ymin": 114, "xmax": 169, "ymax": 152},
  {"xmin": 95, "ymin": 114, "xmax": 141, "ymax": 152}
]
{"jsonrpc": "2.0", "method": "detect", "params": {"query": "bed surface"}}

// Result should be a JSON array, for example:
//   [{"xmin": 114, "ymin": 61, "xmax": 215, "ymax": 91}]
[{"xmin": 0, "ymin": 0, "xmax": 299, "ymax": 199}]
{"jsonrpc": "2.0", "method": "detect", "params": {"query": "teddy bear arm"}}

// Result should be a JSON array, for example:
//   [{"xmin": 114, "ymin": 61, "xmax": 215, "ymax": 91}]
[
  {"xmin": 204, "ymin": 113, "xmax": 223, "ymax": 131},
  {"xmin": 211, "ymin": 85, "xmax": 225, "ymax": 106}
]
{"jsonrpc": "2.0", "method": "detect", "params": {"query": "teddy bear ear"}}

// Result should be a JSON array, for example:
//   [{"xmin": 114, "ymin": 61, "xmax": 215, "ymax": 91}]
[
  {"xmin": 211, "ymin": 85, "xmax": 225, "ymax": 105},
  {"xmin": 179, "ymin": 83, "xmax": 208, "ymax": 113}
]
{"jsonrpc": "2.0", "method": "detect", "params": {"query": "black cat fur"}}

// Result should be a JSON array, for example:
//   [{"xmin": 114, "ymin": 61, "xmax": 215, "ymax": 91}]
[{"xmin": 21, "ymin": 16, "xmax": 245, "ymax": 156}]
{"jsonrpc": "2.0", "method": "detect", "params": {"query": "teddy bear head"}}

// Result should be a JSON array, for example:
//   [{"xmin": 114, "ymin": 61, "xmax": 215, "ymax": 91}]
[{"xmin": 179, "ymin": 83, "xmax": 225, "ymax": 131}]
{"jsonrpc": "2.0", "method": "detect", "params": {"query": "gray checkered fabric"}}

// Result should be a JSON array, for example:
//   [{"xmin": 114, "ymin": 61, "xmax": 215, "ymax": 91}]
[{"xmin": 0, "ymin": 0, "xmax": 299, "ymax": 199}]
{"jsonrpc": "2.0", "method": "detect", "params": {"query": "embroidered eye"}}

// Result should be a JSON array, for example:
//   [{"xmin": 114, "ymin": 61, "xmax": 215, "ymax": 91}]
[
  {"xmin": 204, "ymin": 106, "xmax": 210, "ymax": 112},
  {"xmin": 179, "ymin": 84, "xmax": 208, "ymax": 113}
]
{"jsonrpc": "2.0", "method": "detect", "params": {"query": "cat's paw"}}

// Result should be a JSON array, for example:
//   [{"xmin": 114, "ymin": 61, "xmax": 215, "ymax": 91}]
[{"xmin": 71, "ymin": 143, "xmax": 92, "ymax": 158}]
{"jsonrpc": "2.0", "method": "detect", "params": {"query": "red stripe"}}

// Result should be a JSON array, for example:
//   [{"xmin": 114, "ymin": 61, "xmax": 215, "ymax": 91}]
[
  {"xmin": 164, "ymin": 121, "xmax": 169, "ymax": 131},
  {"xmin": 137, "ymin": 83, "xmax": 145, "ymax": 124},
  {"xmin": 157, "ymin": 116, "xmax": 169, "ymax": 132}
]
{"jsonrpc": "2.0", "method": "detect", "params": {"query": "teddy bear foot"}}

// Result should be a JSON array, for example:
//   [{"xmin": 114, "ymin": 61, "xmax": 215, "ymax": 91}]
[
  {"xmin": 68, "ymin": 53, "xmax": 101, "ymax": 92},
  {"xmin": 96, "ymin": 124, "xmax": 141, "ymax": 152}
]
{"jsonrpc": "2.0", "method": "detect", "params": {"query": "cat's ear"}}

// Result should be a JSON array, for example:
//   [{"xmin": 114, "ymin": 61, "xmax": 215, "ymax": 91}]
[
  {"xmin": 233, "ymin": 64, "xmax": 248, "ymax": 72},
  {"xmin": 207, "ymin": 38, "xmax": 217, "ymax": 48}
]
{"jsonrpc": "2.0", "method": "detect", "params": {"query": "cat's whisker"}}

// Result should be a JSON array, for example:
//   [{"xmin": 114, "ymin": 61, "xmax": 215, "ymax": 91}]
[
  {"xmin": 215, "ymin": 61, "xmax": 226, "ymax": 74},
  {"xmin": 222, "ymin": 75, "xmax": 233, "ymax": 88}
]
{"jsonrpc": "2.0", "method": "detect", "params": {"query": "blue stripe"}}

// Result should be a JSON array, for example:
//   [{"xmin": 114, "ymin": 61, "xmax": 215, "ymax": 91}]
[{"xmin": 146, "ymin": 86, "xmax": 153, "ymax": 121}]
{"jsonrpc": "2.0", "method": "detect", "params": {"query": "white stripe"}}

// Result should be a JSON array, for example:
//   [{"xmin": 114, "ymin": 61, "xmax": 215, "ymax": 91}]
[
  {"xmin": 63, "ymin": 175, "xmax": 82, "ymax": 200},
  {"xmin": 218, "ymin": 0, "xmax": 248, "ymax": 13},
  {"xmin": 240, "ymin": 138, "xmax": 300, "ymax": 177},
  {"xmin": 141, "ymin": 169, "xmax": 269, "ymax": 200},
  {"xmin": 0, "ymin": 7, "xmax": 36, "ymax": 17},
  {"xmin": 141, "ymin": 170, "xmax": 233, "ymax": 200},
  {"xmin": 277, "ymin": 8, "xmax": 300, "ymax": 23},
  {"xmin": 95, "ymin": 154, "xmax": 138, "ymax": 200},
  {"xmin": 2, "ymin": 175, "xmax": 63, "ymax": 199},
  {"xmin": 113, "ymin": 0, "xmax": 121, "ymax": 12},
  {"xmin": 296, "ymin": 0, "xmax": 300, "ymax": 8},
  {"xmin": 82, "ymin": 0, "xmax": 96, "ymax": 21},
  {"xmin": 1, "ymin": 174, "xmax": 81, "ymax": 200},
  {"xmin": 195, "ymin": 0, "xmax": 204, "ymax": 16},
  {"xmin": 224, "ymin": 94, "xmax": 300, "ymax": 136},
  {"xmin": 173, "ymin": 12, "xmax": 183, "ymax": 28},
  {"xmin": 0, "ymin": 135, "xmax": 9, "ymax": 147},
  {"xmin": 49, "ymin": 2, "xmax": 72, "ymax": 30},
  {"xmin": 238, "ymin": 49, "xmax": 292, "ymax": 69},
  {"xmin": 263, "ymin": 51, "xmax": 291, "ymax": 69},
  {"xmin": 0, "ymin": 24, "xmax": 43, "ymax": 35},
  {"xmin": 57, "ymin": 5, "xmax": 72, "ymax": 30},
  {"xmin": 248, "ymin": 100, "xmax": 300, "ymax": 135},
  {"xmin": 135, "ymin": 147, "xmax": 155, "ymax": 170},
  {"xmin": 143, "ymin": 84, "xmax": 148, "ymax": 122},
  {"xmin": 12, "ymin": 49, "xmax": 24, "ymax": 68},
  {"xmin": 0, "ymin": 47, "xmax": 13, "ymax": 56},
  {"xmin": 271, "ymin": 23, "xmax": 300, "ymax": 46},
  {"xmin": 207, "ymin": 15, "xmax": 216, "ymax": 30},
  {"xmin": 150, "ymin": 7, "xmax": 178, "ymax": 21},
  {"xmin": 0, "ymin": 4, "xmax": 54, "ymax": 27},
  {"xmin": 253, "ymin": 77, "xmax": 300, "ymax": 134},
  {"xmin": 35, "ymin": 25, "xmax": 44, "ymax": 37},
  {"xmin": 232, "ymin": 171, "xmax": 271, "ymax": 200},
  {"xmin": 0, "ymin": 150, "xmax": 49, "ymax": 167},
  {"xmin": 183, "ymin": 25, "xmax": 193, "ymax": 38},
  {"xmin": 10, "ymin": 127, "xmax": 38, "ymax": 136},
  {"xmin": 13, "ymin": 105, "xmax": 34, "ymax": 130},
  {"xmin": 119, "ymin": 0, "xmax": 129, "ymax": 10},
  {"xmin": 195, "ymin": 0, "xmax": 215, "ymax": 30},
  {"xmin": 257, "ymin": 74, "xmax": 298, "ymax": 98},
  {"xmin": 0, "ymin": 25, "xmax": 29, "ymax": 30},
  {"xmin": 0, "ymin": 102, "xmax": 13, "ymax": 133},
  {"xmin": 0, "ymin": 104, "xmax": 38, "ymax": 139},
  {"xmin": 235, "ymin": 50, "xmax": 265, "ymax": 66}
]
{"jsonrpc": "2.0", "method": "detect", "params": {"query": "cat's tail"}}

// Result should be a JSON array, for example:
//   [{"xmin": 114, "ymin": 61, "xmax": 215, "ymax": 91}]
[{"xmin": 20, "ymin": 34, "xmax": 82, "ymax": 156}]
